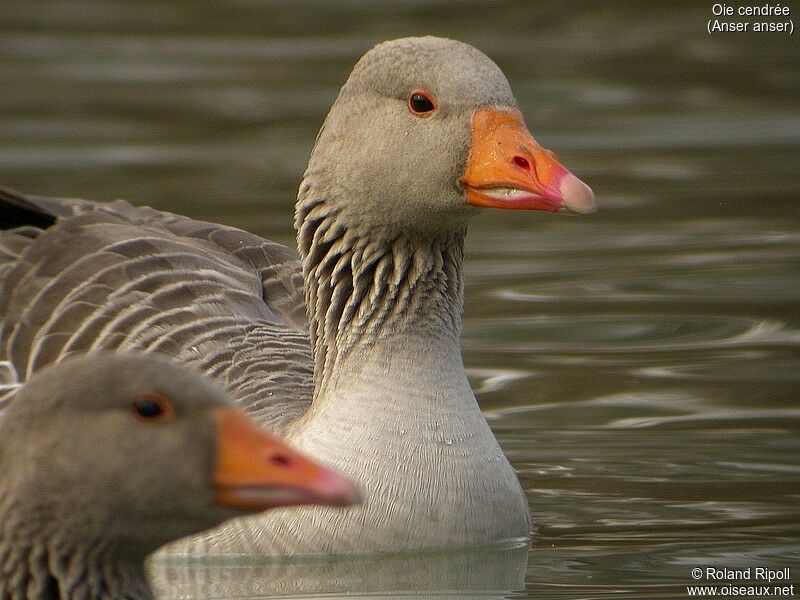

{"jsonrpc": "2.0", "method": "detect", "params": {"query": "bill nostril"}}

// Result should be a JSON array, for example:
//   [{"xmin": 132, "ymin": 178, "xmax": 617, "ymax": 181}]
[
  {"xmin": 512, "ymin": 156, "xmax": 530, "ymax": 171},
  {"xmin": 269, "ymin": 454, "xmax": 292, "ymax": 468}
]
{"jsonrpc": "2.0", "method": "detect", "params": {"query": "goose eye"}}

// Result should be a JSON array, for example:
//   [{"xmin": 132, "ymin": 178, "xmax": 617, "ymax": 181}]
[
  {"xmin": 130, "ymin": 393, "xmax": 174, "ymax": 422},
  {"xmin": 407, "ymin": 89, "xmax": 437, "ymax": 116}
]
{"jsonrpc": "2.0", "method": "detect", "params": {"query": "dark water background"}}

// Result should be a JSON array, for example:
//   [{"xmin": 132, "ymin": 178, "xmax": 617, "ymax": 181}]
[{"xmin": 2, "ymin": 1, "xmax": 799, "ymax": 598}]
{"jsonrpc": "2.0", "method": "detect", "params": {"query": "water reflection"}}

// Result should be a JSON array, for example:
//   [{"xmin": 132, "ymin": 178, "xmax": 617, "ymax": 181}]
[{"xmin": 151, "ymin": 542, "xmax": 529, "ymax": 599}]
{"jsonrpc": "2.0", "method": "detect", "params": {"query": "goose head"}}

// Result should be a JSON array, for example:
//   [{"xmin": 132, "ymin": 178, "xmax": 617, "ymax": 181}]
[
  {"xmin": 0, "ymin": 354, "xmax": 359, "ymax": 559},
  {"xmin": 302, "ymin": 36, "xmax": 595, "ymax": 239}
]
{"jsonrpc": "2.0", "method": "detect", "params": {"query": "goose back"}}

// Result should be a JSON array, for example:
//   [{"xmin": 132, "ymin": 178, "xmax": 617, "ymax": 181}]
[{"xmin": 0, "ymin": 189, "xmax": 313, "ymax": 432}]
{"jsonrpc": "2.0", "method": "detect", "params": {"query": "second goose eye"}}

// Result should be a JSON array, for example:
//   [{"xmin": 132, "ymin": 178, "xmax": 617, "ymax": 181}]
[
  {"xmin": 130, "ymin": 392, "xmax": 175, "ymax": 422},
  {"xmin": 407, "ymin": 89, "xmax": 437, "ymax": 116}
]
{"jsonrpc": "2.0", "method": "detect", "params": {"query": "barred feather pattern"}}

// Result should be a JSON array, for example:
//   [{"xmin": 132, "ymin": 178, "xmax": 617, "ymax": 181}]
[
  {"xmin": 0, "ymin": 200, "xmax": 312, "ymax": 433},
  {"xmin": 295, "ymin": 185, "xmax": 466, "ymax": 398},
  {"xmin": 0, "ymin": 499, "xmax": 152, "ymax": 600},
  {"xmin": 0, "ymin": 189, "xmax": 530, "ymax": 559}
]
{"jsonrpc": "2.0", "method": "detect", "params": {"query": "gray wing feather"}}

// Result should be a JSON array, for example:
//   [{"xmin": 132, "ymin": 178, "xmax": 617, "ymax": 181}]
[
  {"xmin": 0, "ymin": 191, "xmax": 312, "ymax": 432},
  {"xmin": 0, "ymin": 360, "xmax": 20, "ymax": 414}
]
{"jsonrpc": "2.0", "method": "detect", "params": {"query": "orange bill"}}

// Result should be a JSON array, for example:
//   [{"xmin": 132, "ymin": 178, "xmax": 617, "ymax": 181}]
[
  {"xmin": 462, "ymin": 109, "xmax": 596, "ymax": 214},
  {"xmin": 212, "ymin": 407, "xmax": 361, "ymax": 511}
]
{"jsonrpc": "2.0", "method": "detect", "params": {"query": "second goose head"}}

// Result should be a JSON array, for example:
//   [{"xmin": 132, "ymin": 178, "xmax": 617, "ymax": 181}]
[{"xmin": 0, "ymin": 353, "xmax": 359, "ymax": 574}]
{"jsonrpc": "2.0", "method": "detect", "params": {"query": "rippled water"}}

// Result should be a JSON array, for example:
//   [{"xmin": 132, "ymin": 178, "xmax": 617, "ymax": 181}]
[{"xmin": 2, "ymin": 1, "xmax": 799, "ymax": 598}]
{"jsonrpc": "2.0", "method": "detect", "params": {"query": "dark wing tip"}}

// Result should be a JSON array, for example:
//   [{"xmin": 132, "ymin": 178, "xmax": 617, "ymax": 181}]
[{"xmin": 0, "ymin": 187, "xmax": 59, "ymax": 230}]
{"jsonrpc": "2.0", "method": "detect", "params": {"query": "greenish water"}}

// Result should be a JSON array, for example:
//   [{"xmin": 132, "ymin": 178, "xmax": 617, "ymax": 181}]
[{"xmin": 2, "ymin": 1, "xmax": 799, "ymax": 598}]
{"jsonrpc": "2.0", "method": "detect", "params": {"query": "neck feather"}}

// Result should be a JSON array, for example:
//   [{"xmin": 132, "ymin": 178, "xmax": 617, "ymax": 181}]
[
  {"xmin": 295, "ymin": 189, "xmax": 466, "ymax": 396},
  {"xmin": 0, "ymin": 503, "xmax": 152, "ymax": 600}
]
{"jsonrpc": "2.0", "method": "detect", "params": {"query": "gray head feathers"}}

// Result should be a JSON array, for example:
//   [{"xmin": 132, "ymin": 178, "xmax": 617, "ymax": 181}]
[
  {"xmin": 0, "ymin": 355, "xmax": 255, "ymax": 599},
  {"xmin": 299, "ymin": 36, "xmax": 519, "ymax": 239},
  {"xmin": 341, "ymin": 36, "xmax": 516, "ymax": 109},
  {"xmin": 0, "ymin": 354, "xmax": 231, "ymax": 554}
]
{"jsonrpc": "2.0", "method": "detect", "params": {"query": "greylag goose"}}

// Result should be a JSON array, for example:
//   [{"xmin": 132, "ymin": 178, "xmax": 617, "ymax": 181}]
[
  {"xmin": 0, "ymin": 36, "xmax": 595, "ymax": 555},
  {"xmin": 0, "ymin": 353, "xmax": 358, "ymax": 599}
]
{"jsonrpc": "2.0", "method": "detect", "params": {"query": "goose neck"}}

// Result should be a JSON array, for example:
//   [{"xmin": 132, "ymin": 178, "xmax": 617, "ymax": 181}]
[
  {"xmin": 296, "ymin": 194, "xmax": 467, "ymax": 395},
  {"xmin": 0, "ymin": 534, "xmax": 152, "ymax": 600}
]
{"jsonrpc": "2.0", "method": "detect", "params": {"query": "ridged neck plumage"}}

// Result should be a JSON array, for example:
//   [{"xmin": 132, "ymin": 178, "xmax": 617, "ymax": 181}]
[
  {"xmin": 295, "ymin": 176, "xmax": 467, "ymax": 400},
  {"xmin": 0, "ymin": 508, "xmax": 152, "ymax": 600}
]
